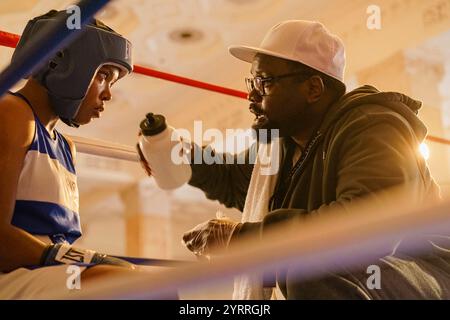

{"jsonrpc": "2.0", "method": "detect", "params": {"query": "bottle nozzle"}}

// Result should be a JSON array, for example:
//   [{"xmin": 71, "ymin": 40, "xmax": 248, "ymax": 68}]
[
  {"xmin": 146, "ymin": 113, "xmax": 155, "ymax": 124},
  {"xmin": 140, "ymin": 113, "xmax": 167, "ymax": 136}
]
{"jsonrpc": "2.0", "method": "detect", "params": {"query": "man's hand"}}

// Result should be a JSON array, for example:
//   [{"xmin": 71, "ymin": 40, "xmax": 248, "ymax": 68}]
[
  {"xmin": 182, "ymin": 219, "xmax": 241, "ymax": 257},
  {"xmin": 41, "ymin": 243, "xmax": 136, "ymax": 270}
]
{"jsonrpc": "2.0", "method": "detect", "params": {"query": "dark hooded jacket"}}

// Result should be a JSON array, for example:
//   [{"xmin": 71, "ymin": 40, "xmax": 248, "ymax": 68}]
[{"xmin": 189, "ymin": 86, "xmax": 449, "ymax": 299}]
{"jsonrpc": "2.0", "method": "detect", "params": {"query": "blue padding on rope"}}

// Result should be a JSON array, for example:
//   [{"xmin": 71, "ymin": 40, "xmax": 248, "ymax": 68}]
[
  {"xmin": 25, "ymin": 256, "xmax": 194, "ymax": 270},
  {"xmin": 115, "ymin": 256, "xmax": 276, "ymax": 287},
  {"xmin": 114, "ymin": 256, "xmax": 194, "ymax": 267},
  {"xmin": 27, "ymin": 254, "xmax": 278, "ymax": 287},
  {"xmin": 0, "ymin": 0, "xmax": 111, "ymax": 97}
]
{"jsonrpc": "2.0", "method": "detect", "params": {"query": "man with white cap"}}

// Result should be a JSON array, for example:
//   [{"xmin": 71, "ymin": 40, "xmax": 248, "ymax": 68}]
[{"xmin": 181, "ymin": 20, "xmax": 449, "ymax": 299}]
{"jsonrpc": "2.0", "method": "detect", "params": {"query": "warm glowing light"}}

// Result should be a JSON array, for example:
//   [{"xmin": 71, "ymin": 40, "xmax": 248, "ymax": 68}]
[{"xmin": 419, "ymin": 143, "xmax": 430, "ymax": 160}]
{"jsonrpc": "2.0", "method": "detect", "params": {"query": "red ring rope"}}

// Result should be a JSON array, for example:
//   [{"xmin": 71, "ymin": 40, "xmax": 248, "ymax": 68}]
[
  {"xmin": 1, "ymin": 30, "xmax": 449, "ymax": 146},
  {"xmin": 133, "ymin": 65, "xmax": 247, "ymax": 99},
  {"xmin": 425, "ymin": 135, "xmax": 450, "ymax": 146},
  {"xmin": 0, "ymin": 31, "xmax": 247, "ymax": 99},
  {"xmin": 0, "ymin": 31, "xmax": 19, "ymax": 48}
]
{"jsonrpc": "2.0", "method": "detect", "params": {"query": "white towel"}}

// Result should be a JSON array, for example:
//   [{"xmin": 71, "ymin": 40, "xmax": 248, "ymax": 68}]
[{"xmin": 232, "ymin": 139, "xmax": 281, "ymax": 300}]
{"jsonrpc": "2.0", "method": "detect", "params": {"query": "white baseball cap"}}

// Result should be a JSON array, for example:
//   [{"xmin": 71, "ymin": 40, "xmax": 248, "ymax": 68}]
[{"xmin": 229, "ymin": 20, "xmax": 346, "ymax": 82}]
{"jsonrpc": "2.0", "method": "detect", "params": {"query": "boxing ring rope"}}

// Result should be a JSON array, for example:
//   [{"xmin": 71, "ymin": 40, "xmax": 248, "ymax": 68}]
[
  {"xmin": 63, "ymin": 188, "xmax": 450, "ymax": 299},
  {"xmin": 67, "ymin": 135, "xmax": 139, "ymax": 162},
  {"xmin": 1, "ymin": 30, "xmax": 450, "ymax": 148},
  {"xmin": 0, "ymin": 31, "xmax": 247, "ymax": 100}
]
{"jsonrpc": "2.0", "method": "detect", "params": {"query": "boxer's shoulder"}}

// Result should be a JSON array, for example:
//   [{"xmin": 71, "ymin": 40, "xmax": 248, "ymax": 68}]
[
  {"xmin": 0, "ymin": 94, "xmax": 35, "ymax": 147},
  {"xmin": 0, "ymin": 93, "xmax": 35, "ymax": 121}
]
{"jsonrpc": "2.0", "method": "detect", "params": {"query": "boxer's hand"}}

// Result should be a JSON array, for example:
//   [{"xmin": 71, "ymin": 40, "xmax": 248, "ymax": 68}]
[
  {"xmin": 182, "ymin": 219, "xmax": 241, "ymax": 257},
  {"xmin": 41, "ymin": 243, "xmax": 136, "ymax": 270}
]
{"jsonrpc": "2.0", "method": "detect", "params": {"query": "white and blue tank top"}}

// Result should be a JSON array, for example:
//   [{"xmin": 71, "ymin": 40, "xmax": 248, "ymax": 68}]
[{"xmin": 9, "ymin": 92, "xmax": 81, "ymax": 244}]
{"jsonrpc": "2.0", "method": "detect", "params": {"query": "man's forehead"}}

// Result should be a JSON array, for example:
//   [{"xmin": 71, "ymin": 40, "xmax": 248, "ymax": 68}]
[{"xmin": 251, "ymin": 54, "xmax": 290, "ymax": 74}]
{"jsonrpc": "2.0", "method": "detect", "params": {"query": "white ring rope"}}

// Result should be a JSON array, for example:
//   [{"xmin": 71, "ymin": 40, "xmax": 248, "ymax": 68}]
[
  {"xmin": 67, "ymin": 135, "xmax": 139, "ymax": 162},
  {"xmin": 56, "ymin": 187, "xmax": 450, "ymax": 299}
]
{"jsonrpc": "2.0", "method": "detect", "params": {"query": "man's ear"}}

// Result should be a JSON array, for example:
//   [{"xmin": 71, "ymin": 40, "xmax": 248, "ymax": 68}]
[{"xmin": 306, "ymin": 75, "xmax": 324, "ymax": 104}]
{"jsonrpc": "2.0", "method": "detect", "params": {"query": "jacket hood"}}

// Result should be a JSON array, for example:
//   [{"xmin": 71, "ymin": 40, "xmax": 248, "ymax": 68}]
[{"xmin": 320, "ymin": 85, "xmax": 427, "ymax": 142}]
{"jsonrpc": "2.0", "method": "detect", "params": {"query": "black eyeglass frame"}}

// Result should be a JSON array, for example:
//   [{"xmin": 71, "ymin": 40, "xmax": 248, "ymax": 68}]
[{"xmin": 245, "ymin": 72, "xmax": 312, "ymax": 96}]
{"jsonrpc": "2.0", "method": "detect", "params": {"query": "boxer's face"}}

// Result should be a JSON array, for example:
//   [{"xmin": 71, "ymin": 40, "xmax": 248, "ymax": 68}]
[{"xmin": 73, "ymin": 65, "xmax": 120, "ymax": 125}]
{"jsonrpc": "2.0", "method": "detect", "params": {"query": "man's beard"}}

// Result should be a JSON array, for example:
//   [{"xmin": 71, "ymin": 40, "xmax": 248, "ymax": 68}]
[
  {"xmin": 249, "ymin": 104, "xmax": 283, "ymax": 144},
  {"xmin": 251, "ymin": 114, "xmax": 270, "ymax": 130}
]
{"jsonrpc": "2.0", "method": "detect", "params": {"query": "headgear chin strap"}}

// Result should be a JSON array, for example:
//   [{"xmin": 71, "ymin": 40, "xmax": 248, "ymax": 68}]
[{"xmin": 11, "ymin": 11, "xmax": 133, "ymax": 127}]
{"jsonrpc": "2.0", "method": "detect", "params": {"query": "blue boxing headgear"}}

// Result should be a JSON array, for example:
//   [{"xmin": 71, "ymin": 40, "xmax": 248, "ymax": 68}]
[{"xmin": 11, "ymin": 10, "xmax": 133, "ymax": 127}]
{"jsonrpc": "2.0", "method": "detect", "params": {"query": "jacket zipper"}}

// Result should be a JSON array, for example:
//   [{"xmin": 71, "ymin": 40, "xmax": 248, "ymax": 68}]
[{"xmin": 288, "ymin": 130, "xmax": 323, "ymax": 179}]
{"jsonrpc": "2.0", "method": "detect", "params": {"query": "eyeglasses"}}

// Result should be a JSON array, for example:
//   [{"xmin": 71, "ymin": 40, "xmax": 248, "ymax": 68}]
[{"xmin": 245, "ymin": 72, "xmax": 311, "ymax": 96}]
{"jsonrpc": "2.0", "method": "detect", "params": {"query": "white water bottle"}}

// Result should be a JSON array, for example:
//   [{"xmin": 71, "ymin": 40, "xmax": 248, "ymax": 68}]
[{"xmin": 138, "ymin": 113, "xmax": 192, "ymax": 190}]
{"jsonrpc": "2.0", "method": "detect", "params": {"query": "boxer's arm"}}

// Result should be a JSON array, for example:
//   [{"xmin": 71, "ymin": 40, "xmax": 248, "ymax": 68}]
[{"xmin": 0, "ymin": 97, "xmax": 47, "ymax": 272}]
